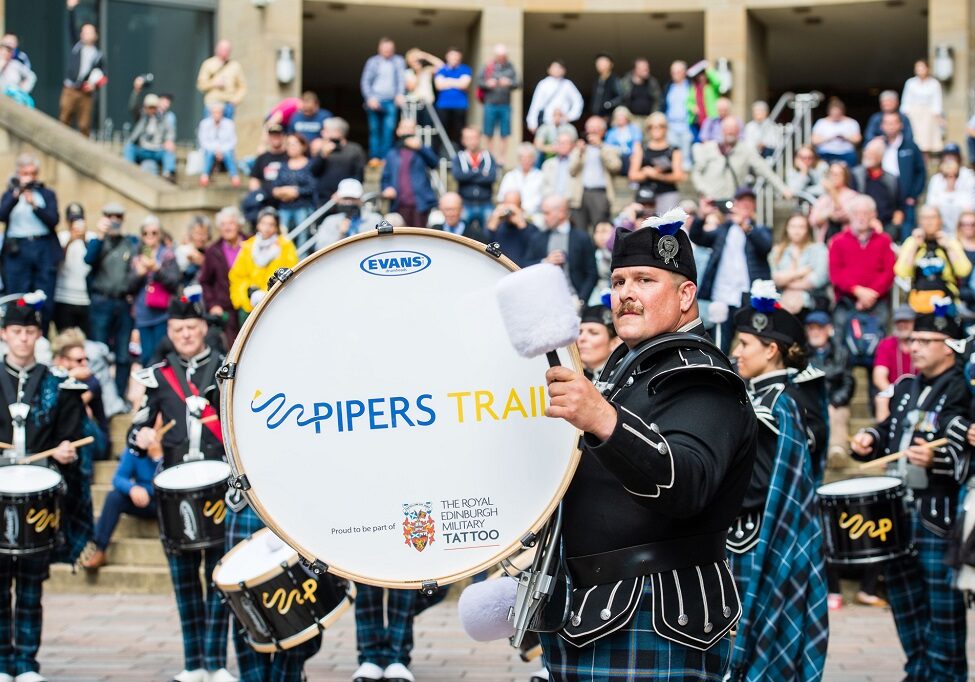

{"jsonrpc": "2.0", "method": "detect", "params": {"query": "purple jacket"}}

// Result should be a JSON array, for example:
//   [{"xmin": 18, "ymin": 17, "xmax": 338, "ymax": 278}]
[{"xmin": 198, "ymin": 239, "xmax": 241, "ymax": 345}]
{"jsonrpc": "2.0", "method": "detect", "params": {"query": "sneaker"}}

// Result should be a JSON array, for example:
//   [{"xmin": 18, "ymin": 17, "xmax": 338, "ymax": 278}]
[
  {"xmin": 382, "ymin": 663, "xmax": 415, "ymax": 682},
  {"xmin": 855, "ymin": 591, "xmax": 889, "ymax": 608},
  {"xmin": 827, "ymin": 593, "xmax": 843, "ymax": 611},
  {"xmin": 81, "ymin": 548, "xmax": 107, "ymax": 570},
  {"xmin": 207, "ymin": 670, "xmax": 238, "ymax": 682},
  {"xmin": 14, "ymin": 674, "xmax": 47, "ymax": 682},
  {"xmin": 530, "ymin": 669, "xmax": 550, "ymax": 682},
  {"xmin": 173, "ymin": 671, "xmax": 207, "ymax": 682},
  {"xmin": 352, "ymin": 662, "xmax": 384, "ymax": 681},
  {"xmin": 0, "ymin": 674, "xmax": 12, "ymax": 682}
]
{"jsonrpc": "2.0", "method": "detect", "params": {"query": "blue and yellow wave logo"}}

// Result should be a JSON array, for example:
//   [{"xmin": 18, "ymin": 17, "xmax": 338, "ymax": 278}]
[{"xmin": 359, "ymin": 250, "xmax": 431, "ymax": 277}]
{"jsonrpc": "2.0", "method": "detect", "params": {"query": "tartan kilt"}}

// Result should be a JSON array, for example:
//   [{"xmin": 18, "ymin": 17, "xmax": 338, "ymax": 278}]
[{"xmin": 538, "ymin": 579, "xmax": 731, "ymax": 681}]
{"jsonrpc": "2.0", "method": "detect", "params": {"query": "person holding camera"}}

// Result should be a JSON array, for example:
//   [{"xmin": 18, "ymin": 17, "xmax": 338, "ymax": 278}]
[
  {"xmin": 315, "ymin": 179, "xmax": 382, "ymax": 249},
  {"xmin": 309, "ymin": 117, "xmax": 366, "ymax": 204},
  {"xmin": 84, "ymin": 203, "xmax": 140, "ymax": 398},
  {"xmin": 485, "ymin": 190, "xmax": 539, "ymax": 267},
  {"xmin": 0, "ymin": 153, "xmax": 60, "ymax": 326},
  {"xmin": 54, "ymin": 202, "xmax": 96, "ymax": 334},
  {"xmin": 123, "ymin": 93, "xmax": 177, "ymax": 182},
  {"xmin": 567, "ymin": 115, "xmax": 621, "ymax": 231}
]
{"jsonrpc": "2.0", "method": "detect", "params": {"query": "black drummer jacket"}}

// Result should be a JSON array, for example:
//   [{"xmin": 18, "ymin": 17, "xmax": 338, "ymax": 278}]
[
  {"xmin": 854, "ymin": 367, "xmax": 972, "ymax": 536},
  {"xmin": 0, "ymin": 358, "xmax": 86, "ymax": 455},
  {"xmin": 128, "ymin": 348, "xmax": 226, "ymax": 469}
]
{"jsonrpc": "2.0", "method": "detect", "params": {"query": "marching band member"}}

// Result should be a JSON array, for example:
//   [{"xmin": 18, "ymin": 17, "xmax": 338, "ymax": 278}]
[
  {"xmin": 538, "ymin": 213, "xmax": 757, "ymax": 680},
  {"xmin": 127, "ymin": 291, "xmax": 234, "ymax": 682},
  {"xmin": 851, "ymin": 300, "xmax": 972, "ymax": 681},
  {"xmin": 350, "ymin": 586, "xmax": 418, "ymax": 682},
  {"xmin": 727, "ymin": 281, "xmax": 828, "ymax": 681},
  {"xmin": 0, "ymin": 292, "xmax": 91, "ymax": 682},
  {"xmin": 576, "ymin": 304, "xmax": 619, "ymax": 380}
]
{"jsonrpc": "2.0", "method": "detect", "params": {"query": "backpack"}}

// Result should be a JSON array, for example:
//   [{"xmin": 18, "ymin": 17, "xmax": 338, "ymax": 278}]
[{"xmin": 844, "ymin": 312, "xmax": 882, "ymax": 367}]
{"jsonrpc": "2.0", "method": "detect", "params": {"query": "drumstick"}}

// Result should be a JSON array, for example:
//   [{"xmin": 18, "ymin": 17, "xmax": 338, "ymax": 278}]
[
  {"xmin": 18, "ymin": 436, "xmax": 96, "ymax": 464},
  {"xmin": 857, "ymin": 437, "xmax": 950, "ymax": 470},
  {"xmin": 156, "ymin": 419, "xmax": 178, "ymax": 438}
]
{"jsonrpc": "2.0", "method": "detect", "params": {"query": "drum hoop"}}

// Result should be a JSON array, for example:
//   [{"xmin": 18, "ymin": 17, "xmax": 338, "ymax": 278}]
[
  {"xmin": 213, "ymin": 528, "xmax": 301, "ymax": 591},
  {"xmin": 0, "ymin": 466, "xmax": 65, "ymax": 498},
  {"xmin": 220, "ymin": 228, "xmax": 584, "ymax": 589},
  {"xmin": 816, "ymin": 476, "xmax": 904, "ymax": 499},
  {"xmin": 153, "ymin": 461, "xmax": 231, "ymax": 493}
]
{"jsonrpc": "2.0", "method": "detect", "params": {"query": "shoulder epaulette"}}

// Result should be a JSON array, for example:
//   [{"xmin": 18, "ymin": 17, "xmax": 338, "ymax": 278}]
[
  {"xmin": 58, "ymin": 377, "xmax": 89, "ymax": 391},
  {"xmin": 133, "ymin": 363, "xmax": 164, "ymax": 388},
  {"xmin": 790, "ymin": 365, "xmax": 826, "ymax": 384}
]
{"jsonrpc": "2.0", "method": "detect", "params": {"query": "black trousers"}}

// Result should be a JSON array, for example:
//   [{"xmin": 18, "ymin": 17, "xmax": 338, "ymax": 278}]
[{"xmin": 53, "ymin": 302, "xmax": 90, "ymax": 335}]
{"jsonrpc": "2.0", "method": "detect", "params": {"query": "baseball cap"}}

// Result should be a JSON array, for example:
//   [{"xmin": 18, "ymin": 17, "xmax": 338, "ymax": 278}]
[
  {"xmin": 804, "ymin": 311, "xmax": 831, "ymax": 326},
  {"xmin": 893, "ymin": 304, "xmax": 917, "ymax": 322},
  {"xmin": 734, "ymin": 186, "xmax": 757, "ymax": 201},
  {"xmin": 267, "ymin": 123, "xmax": 285, "ymax": 135},
  {"xmin": 101, "ymin": 202, "xmax": 125, "ymax": 217},
  {"xmin": 142, "ymin": 93, "xmax": 160, "ymax": 108},
  {"xmin": 336, "ymin": 179, "xmax": 364, "ymax": 200},
  {"xmin": 65, "ymin": 202, "xmax": 85, "ymax": 223}
]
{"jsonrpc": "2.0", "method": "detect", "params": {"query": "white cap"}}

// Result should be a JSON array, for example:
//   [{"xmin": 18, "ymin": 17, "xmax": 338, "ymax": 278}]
[{"xmin": 336, "ymin": 178, "xmax": 363, "ymax": 200}]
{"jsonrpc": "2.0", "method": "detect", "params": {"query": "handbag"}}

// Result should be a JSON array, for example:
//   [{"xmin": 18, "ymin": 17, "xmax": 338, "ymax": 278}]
[{"xmin": 144, "ymin": 279, "xmax": 171, "ymax": 310}]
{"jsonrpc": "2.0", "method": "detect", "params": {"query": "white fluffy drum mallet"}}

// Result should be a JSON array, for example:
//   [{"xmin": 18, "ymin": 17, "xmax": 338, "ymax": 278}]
[
  {"xmin": 495, "ymin": 263, "xmax": 580, "ymax": 366},
  {"xmin": 457, "ymin": 576, "xmax": 518, "ymax": 641}
]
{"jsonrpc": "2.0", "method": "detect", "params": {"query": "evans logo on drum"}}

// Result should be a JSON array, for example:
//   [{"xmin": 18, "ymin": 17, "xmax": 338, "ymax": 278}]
[
  {"xmin": 179, "ymin": 501, "xmax": 199, "ymax": 541},
  {"xmin": 359, "ymin": 251, "xmax": 431, "ymax": 277}
]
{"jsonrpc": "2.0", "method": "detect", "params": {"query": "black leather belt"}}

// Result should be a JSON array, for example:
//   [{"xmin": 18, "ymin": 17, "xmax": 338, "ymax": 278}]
[{"xmin": 566, "ymin": 530, "xmax": 728, "ymax": 588}]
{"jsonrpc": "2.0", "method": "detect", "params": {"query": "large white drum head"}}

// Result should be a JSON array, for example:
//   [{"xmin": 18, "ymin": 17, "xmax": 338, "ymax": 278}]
[
  {"xmin": 817, "ymin": 476, "xmax": 902, "ymax": 497},
  {"xmin": 224, "ymin": 230, "xmax": 581, "ymax": 588},
  {"xmin": 0, "ymin": 465, "xmax": 62, "ymax": 494},
  {"xmin": 155, "ymin": 460, "xmax": 231, "ymax": 491},
  {"xmin": 214, "ymin": 528, "xmax": 295, "ymax": 586}
]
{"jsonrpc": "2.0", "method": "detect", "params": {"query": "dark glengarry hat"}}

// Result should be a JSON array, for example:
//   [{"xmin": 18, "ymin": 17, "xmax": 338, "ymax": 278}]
[
  {"xmin": 2, "ymin": 291, "xmax": 45, "ymax": 328},
  {"xmin": 167, "ymin": 285, "xmax": 206, "ymax": 321},
  {"xmin": 610, "ymin": 208, "xmax": 696, "ymax": 282},
  {"xmin": 580, "ymin": 304, "xmax": 616, "ymax": 337},
  {"xmin": 733, "ymin": 280, "xmax": 806, "ymax": 347},
  {"xmin": 914, "ymin": 297, "xmax": 963, "ymax": 339}
]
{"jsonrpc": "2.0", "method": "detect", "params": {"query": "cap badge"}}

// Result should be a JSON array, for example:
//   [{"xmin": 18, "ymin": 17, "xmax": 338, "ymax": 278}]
[
  {"xmin": 657, "ymin": 235, "xmax": 679, "ymax": 265},
  {"xmin": 751, "ymin": 313, "xmax": 769, "ymax": 333}
]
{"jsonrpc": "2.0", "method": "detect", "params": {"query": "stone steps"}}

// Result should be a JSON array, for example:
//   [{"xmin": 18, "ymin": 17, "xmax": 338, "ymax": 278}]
[{"xmin": 47, "ymin": 563, "xmax": 173, "ymax": 594}]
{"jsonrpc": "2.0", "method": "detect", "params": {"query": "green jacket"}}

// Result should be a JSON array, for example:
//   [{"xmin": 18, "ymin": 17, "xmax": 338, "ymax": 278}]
[{"xmin": 686, "ymin": 68, "xmax": 722, "ymax": 126}]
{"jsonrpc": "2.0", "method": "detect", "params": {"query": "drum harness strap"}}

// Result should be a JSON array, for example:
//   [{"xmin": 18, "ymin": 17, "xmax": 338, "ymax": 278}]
[
  {"xmin": 0, "ymin": 363, "xmax": 47, "ymax": 462},
  {"xmin": 161, "ymin": 352, "xmax": 224, "ymax": 452}
]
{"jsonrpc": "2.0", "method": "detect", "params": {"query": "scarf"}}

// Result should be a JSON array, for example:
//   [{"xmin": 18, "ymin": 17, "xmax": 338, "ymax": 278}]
[{"xmin": 251, "ymin": 234, "xmax": 281, "ymax": 268}]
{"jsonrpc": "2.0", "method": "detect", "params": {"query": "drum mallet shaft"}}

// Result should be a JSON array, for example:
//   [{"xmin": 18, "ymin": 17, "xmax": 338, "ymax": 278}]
[
  {"xmin": 857, "ymin": 437, "xmax": 949, "ymax": 470},
  {"xmin": 156, "ymin": 419, "xmax": 178, "ymax": 438},
  {"xmin": 18, "ymin": 436, "xmax": 96, "ymax": 464}
]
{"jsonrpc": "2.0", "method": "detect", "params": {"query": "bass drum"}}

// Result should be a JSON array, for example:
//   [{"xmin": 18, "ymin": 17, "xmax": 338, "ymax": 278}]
[{"xmin": 221, "ymin": 228, "xmax": 582, "ymax": 589}]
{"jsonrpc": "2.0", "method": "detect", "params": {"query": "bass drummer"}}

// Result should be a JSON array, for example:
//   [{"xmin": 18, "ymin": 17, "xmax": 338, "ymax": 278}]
[
  {"xmin": 127, "ymin": 292, "xmax": 234, "ymax": 682},
  {"xmin": 0, "ymin": 293, "xmax": 90, "ymax": 682},
  {"xmin": 850, "ymin": 300, "xmax": 973, "ymax": 682}
]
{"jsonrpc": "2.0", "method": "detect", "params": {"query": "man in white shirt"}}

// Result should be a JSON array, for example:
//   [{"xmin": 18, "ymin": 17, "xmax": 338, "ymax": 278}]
[
  {"xmin": 496, "ymin": 143, "xmax": 545, "ymax": 221},
  {"xmin": 526, "ymin": 60, "xmax": 583, "ymax": 134}
]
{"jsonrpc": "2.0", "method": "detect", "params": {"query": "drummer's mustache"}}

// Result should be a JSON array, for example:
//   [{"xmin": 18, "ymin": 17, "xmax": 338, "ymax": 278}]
[{"xmin": 617, "ymin": 302, "xmax": 645, "ymax": 316}]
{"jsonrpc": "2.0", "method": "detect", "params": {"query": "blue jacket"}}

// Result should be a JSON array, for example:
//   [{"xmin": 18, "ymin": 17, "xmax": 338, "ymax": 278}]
[
  {"xmin": 452, "ymin": 150, "xmax": 497, "ymax": 204},
  {"xmin": 689, "ymin": 218, "xmax": 772, "ymax": 301},
  {"xmin": 523, "ymin": 226, "xmax": 598, "ymax": 303},
  {"xmin": 864, "ymin": 111, "xmax": 913, "ymax": 145},
  {"xmin": 381, "ymin": 143, "xmax": 439, "ymax": 213},
  {"xmin": 890, "ymin": 137, "xmax": 926, "ymax": 202},
  {"xmin": 0, "ymin": 184, "xmax": 62, "ymax": 263},
  {"xmin": 112, "ymin": 448, "xmax": 160, "ymax": 497}
]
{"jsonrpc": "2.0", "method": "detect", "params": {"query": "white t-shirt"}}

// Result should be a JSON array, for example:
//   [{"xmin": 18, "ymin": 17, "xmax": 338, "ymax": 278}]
[
  {"xmin": 812, "ymin": 117, "xmax": 860, "ymax": 155},
  {"xmin": 496, "ymin": 168, "xmax": 544, "ymax": 216},
  {"xmin": 711, "ymin": 224, "xmax": 751, "ymax": 306},
  {"xmin": 55, "ymin": 231, "xmax": 94, "ymax": 306}
]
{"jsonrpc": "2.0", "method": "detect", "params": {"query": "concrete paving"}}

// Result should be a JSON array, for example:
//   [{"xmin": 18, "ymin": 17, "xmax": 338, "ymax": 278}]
[{"xmin": 31, "ymin": 591, "xmax": 975, "ymax": 681}]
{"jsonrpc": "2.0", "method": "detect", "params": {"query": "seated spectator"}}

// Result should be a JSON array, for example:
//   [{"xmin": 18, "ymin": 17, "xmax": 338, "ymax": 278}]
[
  {"xmin": 804, "ymin": 310, "xmax": 855, "ymax": 464},
  {"xmin": 197, "ymin": 102, "xmax": 240, "ymax": 187},
  {"xmin": 452, "ymin": 127, "xmax": 496, "ymax": 234},
  {"xmin": 957, "ymin": 211, "xmax": 975, "ymax": 313},
  {"xmin": 496, "ymin": 143, "xmax": 544, "ymax": 221},
  {"xmin": 785, "ymin": 144, "xmax": 826, "ymax": 205},
  {"xmin": 130, "ymin": 215, "xmax": 179, "ymax": 365},
  {"xmin": 864, "ymin": 90, "xmax": 913, "ymax": 143},
  {"xmin": 628, "ymin": 112, "xmax": 685, "ymax": 214},
  {"xmin": 768, "ymin": 213, "xmax": 829, "ymax": 315},
  {"xmin": 123, "ymin": 94, "xmax": 176, "ymax": 180},
  {"xmin": 434, "ymin": 47, "xmax": 472, "ymax": 147},
  {"xmin": 263, "ymin": 97, "xmax": 302, "ymax": 136},
  {"xmin": 604, "ymin": 106, "xmax": 642, "ymax": 172},
  {"xmin": 1, "ymin": 33, "xmax": 30, "ymax": 70},
  {"xmin": 288, "ymin": 90, "xmax": 331, "ymax": 141},
  {"xmin": 485, "ymin": 190, "xmax": 539, "ymax": 267},
  {"xmin": 272, "ymin": 133, "xmax": 316, "ymax": 245},
  {"xmin": 82, "ymin": 445, "xmax": 160, "ymax": 570},
  {"xmin": 689, "ymin": 187, "xmax": 772, "ymax": 352},
  {"xmin": 533, "ymin": 107, "xmax": 577, "ymax": 163},
  {"xmin": 524, "ymin": 195, "xmax": 597, "ymax": 303},
  {"xmin": 691, "ymin": 117, "xmax": 792, "ymax": 202},
  {"xmin": 174, "ymin": 216, "xmax": 212, "ymax": 286},
  {"xmin": 0, "ymin": 153, "xmax": 59, "ymax": 326},
  {"xmin": 878, "ymin": 111, "xmax": 926, "ymax": 239},
  {"xmin": 968, "ymin": 114, "xmax": 975, "ymax": 169},
  {"xmin": 568, "ymin": 116, "xmax": 621, "ymax": 231},
  {"xmin": 809, "ymin": 162, "xmax": 860, "ymax": 242},
  {"xmin": 743, "ymin": 100, "xmax": 780, "ymax": 158},
  {"xmin": 248, "ymin": 124, "xmax": 287, "ymax": 195},
  {"xmin": 589, "ymin": 220, "xmax": 614, "ymax": 305},
  {"xmin": 698, "ymin": 96, "xmax": 741, "ymax": 144},
  {"xmin": 540, "ymin": 132, "xmax": 576, "ymax": 203},
  {"xmin": 315, "ymin": 179, "xmax": 383, "ymax": 248},
  {"xmin": 827, "ymin": 194, "xmax": 896, "ymax": 345},
  {"xmin": 0, "ymin": 41, "xmax": 35, "ymax": 100},
  {"xmin": 942, "ymin": 141, "xmax": 975, "ymax": 183},
  {"xmin": 894, "ymin": 204, "xmax": 972, "ymax": 312},
  {"xmin": 811, "ymin": 97, "xmax": 861, "ymax": 167},
  {"xmin": 926, "ymin": 156, "xmax": 975, "ymax": 235},
  {"xmin": 872, "ymin": 304, "xmax": 916, "ymax": 420},
  {"xmin": 380, "ymin": 118, "xmax": 439, "ymax": 228},
  {"xmin": 851, "ymin": 139, "xmax": 903, "ymax": 240},
  {"xmin": 51, "ymin": 329, "xmax": 109, "ymax": 459},
  {"xmin": 229, "ymin": 208, "xmax": 298, "ymax": 319},
  {"xmin": 309, "ymin": 117, "xmax": 366, "ymax": 206},
  {"xmin": 199, "ymin": 206, "xmax": 245, "ymax": 348},
  {"xmin": 55, "ymin": 202, "xmax": 95, "ymax": 334},
  {"xmin": 431, "ymin": 191, "xmax": 487, "ymax": 243}
]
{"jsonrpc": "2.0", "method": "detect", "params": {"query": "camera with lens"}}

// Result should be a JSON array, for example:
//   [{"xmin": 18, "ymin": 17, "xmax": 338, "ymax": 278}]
[
  {"xmin": 8, "ymin": 177, "xmax": 36, "ymax": 193},
  {"xmin": 335, "ymin": 204, "xmax": 361, "ymax": 219},
  {"xmin": 714, "ymin": 199, "xmax": 734, "ymax": 215},
  {"xmin": 137, "ymin": 73, "xmax": 155, "ymax": 87}
]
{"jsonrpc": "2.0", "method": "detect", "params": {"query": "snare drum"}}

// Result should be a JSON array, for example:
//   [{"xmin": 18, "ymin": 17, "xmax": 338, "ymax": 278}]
[
  {"xmin": 154, "ymin": 460, "xmax": 231, "ymax": 552},
  {"xmin": 213, "ymin": 528, "xmax": 355, "ymax": 652},
  {"xmin": 221, "ymin": 229, "xmax": 582, "ymax": 589},
  {"xmin": 817, "ymin": 476, "xmax": 913, "ymax": 565},
  {"xmin": 0, "ymin": 464, "xmax": 64, "ymax": 555}
]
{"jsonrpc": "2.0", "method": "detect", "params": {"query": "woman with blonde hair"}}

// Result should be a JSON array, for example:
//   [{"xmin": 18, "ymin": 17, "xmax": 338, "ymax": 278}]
[
  {"xmin": 809, "ymin": 162, "xmax": 858, "ymax": 242},
  {"xmin": 768, "ymin": 213, "xmax": 829, "ymax": 314},
  {"xmin": 628, "ymin": 111, "xmax": 685, "ymax": 214}
]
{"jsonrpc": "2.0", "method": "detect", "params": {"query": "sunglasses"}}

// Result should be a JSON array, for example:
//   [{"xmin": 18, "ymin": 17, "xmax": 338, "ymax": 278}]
[
  {"xmin": 142, "ymin": 230, "xmax": 160, "ymax": 236},
  {"xmin": 104, "ymin": 213, "xmax": 124, "ymax": 219}
]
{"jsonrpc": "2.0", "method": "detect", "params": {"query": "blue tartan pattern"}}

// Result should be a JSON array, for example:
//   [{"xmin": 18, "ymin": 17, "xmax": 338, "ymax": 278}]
[
  {"xmin": 51, "ymin": 414, "xmax": 97, "ymax": 565},
  {"xmin": 728, "ymin": 393, "xmax": 829, "ymax": 681},
  {"xmin": 226, "ymin": 506, "xmax": 321, "ymax": 682},
  {"xmin": 354, "ymin": 583, "xmax": 417, "ymax": 668},
  {"xmin": 0, "ymin": 553, "xmax": 50, "ymax": 676},
  {"xmin": 884, "ymin": 507, "xmax": 967, "ymax": 681},
  {"xmin": 539, "ymin": 580, "xmax": 731, "ymax": 681},
  {"xmin": 166, "ymin": 544, "xmax": 229, "ymax": 671}
]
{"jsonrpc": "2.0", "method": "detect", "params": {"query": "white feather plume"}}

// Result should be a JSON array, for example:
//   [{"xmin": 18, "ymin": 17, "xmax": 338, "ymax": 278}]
[{"xmin": 640, "ymin": 207, "xmax": 689, "ymax": 230}]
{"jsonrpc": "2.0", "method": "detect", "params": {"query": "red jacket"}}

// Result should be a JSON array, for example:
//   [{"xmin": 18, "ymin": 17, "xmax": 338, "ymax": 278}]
[{"xmin": 828, "ymin": 227, "xmax": 896, "ymax": 301}]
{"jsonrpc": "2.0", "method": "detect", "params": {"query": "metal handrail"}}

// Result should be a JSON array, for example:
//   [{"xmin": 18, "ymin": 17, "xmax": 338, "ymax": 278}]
[
  {"xmin": 288, "ymin": 191, "xmax": 381, "ymax": 259},
  {"xmin": 767, "ymin": 91, "xmax": 795, "ymax": 124}
]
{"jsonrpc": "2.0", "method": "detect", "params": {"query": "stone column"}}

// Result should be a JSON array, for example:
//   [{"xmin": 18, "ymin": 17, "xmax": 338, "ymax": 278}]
[
  {"xmin": 928, "ymin": 0, "xmax": 973, "ymax": 144},
  {"xmin": 704, "ymin": 3, "xmax": 750, "ymax": 119},
  {"xmin": 472, "ymin": 4, "xmax": 524, "ymax": 167},
  {"xmin": 217, "ymin": 0, "xmax": 303, "ymax": 154}
]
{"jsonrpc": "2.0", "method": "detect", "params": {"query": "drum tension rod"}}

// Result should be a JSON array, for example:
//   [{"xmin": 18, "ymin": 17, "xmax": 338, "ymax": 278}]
[
  {"xmin": 376, "ymin": 220, "xmax": 394, "ymax": 234},
  {"xmin": 267, "ymin": 268, "xmax": 294, "ymax": 291},
  {"xmin": 230, "ymin": 474, "xmax": 251, "ymax": 491},
  {"xmin": 520, "ymin": 531, "xmax": 538, "ymax": 549},
  {"xmin": 216, "ymin": 363, "xmax": 237, "ymax": 382},
  {"xmin": 420, "ymin": 580, "xmax": 439, "ymax": 596},
  {"xmin": 300, "ymin": 558, "xmax": 328, "ymax": 576},
  {"xmin": 486, "ymin": 242, "xmax": 503, "ymax": 258}
]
